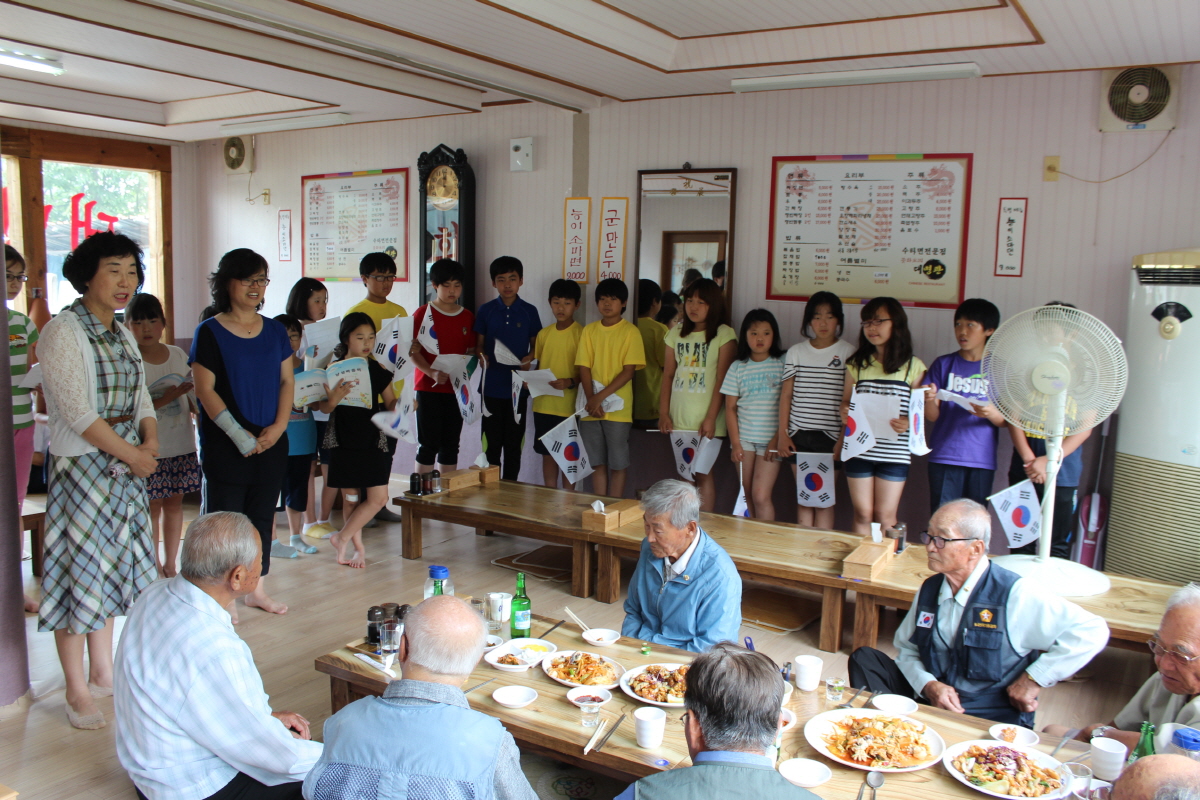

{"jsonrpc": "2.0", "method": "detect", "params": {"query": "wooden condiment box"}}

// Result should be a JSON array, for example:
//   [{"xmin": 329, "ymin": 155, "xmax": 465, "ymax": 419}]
[
  {"xmin": 438, "ymin": 469, "xmax": 480, "ymax": 492},
  {"xmin": 842, "ymin": 538, "xmax": 897, "ymax": 581},
  {"xmin": 470, "ymin": 464, "xmax": 502, "ymax": 483},
  {"xmin": 581, "ymin": 499, "xmax": 643, "ymax": 532}
]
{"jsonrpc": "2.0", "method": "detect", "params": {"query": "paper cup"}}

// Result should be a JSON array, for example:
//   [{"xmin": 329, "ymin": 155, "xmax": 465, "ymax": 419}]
[
  {"xmin": 634, "ymin": 706, "xmax": 667, "ymax": 748},
  {"xmin": 794, "ymin": 654, "xmax": 823, "ymax": 692},
  {"xmin": 1091, "ymin": 737, "xmax": 1128, "ymax": 782},
  {"xmin": 487, "ymin": 592, "xmax": 512, "ymax": 623}
]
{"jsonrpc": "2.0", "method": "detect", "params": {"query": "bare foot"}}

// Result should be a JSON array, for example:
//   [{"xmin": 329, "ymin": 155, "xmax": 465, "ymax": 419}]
[
  {"xmin": 348, "ymin": 552, "xmax": 366, "ymax": 569},
  {"xmin": 336, "ymin": 547, "xmax": 355, "ymax": 566},
  {"xmin": 329, "ymin": 531, "xmax": 343, "ymax": 552},
  {"xmin": 66, "ymin": 690, "xmax": 100, "ymax": 719},
  {"xmin": 245, "ymin": 594, "xmax": 288, "ymax": 615},
  {"xmin": 24, "ymin": 594, "xmax": 39, "ymax": 614}
]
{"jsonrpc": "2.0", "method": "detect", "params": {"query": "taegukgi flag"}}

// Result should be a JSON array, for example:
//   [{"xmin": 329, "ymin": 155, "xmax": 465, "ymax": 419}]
[
  {"xmin": 415, "ymin": 311, "xmax": 439, "ymax": 355},
  {"xmin": 372, "ymin": 379, "xmax": 417, "ymax": 443},
  {"xmin": 840, "ymin": 388, "xmax": 877, "ymax": 461},
  {"xmin": 448, "ymin": 357, "xmax": 482, "ymax": 425},
  {"xmin": 795, "ymin": 453, "xmax": 835, "ymax": 509},
  {"xmin": 908, "ymin": 387, "xmax": 932, "ymax": 456},
  {"xmin": 539, "ymin": 413, "xmax": 594, "ymax": 485},
  {"xmin": 988, "ymin": 479, "xmax": 1042, "ymax": 548}
]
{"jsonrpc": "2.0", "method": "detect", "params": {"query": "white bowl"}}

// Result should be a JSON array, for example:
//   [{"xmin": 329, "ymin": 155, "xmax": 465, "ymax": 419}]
[
  {"xmin": 483, "ymin": 635, "xmax": 504, "ymax": 652},
  {"xmin": 781, "ymin": 681, "xmax": 794, "ymax": 707},
  {"xmin": 780, "ymin": 708, "xmax": 797, "ymax": 734},
  {"xmin": 989, "ymin": 723, "xmax": 1040, "ymax": 747},
  {"xmin": 508, "ymin": 638, "xmax": 558, "ymax": 657},
  {"xmin": 779, "ymin": 758, "xmax": 832, "ymax": 788},
  {"xmin": 492, "ymin": 685, "xmax": 538, "ymax": 709},
  {"xmin": 871, "ymin": 694, "xmax": 919, "ymax": 715},
  {"xmin": 582, "ymin": 628, "xmax": 621, "ymax": 647},
  {"xmin": 567, "ymin": 686, "xmax": 612, "ymax": 707}
]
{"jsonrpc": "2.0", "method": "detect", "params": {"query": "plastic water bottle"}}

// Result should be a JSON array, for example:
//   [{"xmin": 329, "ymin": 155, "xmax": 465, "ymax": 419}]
[
  {"xmin": 423, "ymin": 565, "xmax": 454, "ymax": 598},
  {"xmin": 1168, "ymin": 728, "xmax": 1200, "ymax": 761}
]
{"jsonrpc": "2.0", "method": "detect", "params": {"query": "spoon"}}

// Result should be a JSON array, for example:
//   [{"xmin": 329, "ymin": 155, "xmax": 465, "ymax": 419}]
[{"xmin": 866, "ymin": 770, "xmax": 885, "ymax": 800}]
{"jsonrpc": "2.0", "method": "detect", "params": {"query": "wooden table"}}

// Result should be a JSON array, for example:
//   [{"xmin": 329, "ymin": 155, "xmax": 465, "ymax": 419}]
[
  {"xmin": 314, "ymin": 614, "xmax": 1089, "ymax": 787},
  {"xmin": 850, "ymin": 545, "xmax": 1179, "ymax": 652},
  {"xmin": 390, "ymin": 480, "xmax": 603, "ymax": 599},
  {"xmin": 20, "ymin": 494, "xmax": 46, "ymax": 578},
  {"xmin": 589, "ymin": 515, "xmax": 861, "ymax": 653}
]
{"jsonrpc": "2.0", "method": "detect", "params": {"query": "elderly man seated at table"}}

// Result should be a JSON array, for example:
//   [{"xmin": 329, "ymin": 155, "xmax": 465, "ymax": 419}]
[
  {"xmin": 622, "ymin": 479, "xmax": 742, "ymax": 653},
  {"xmin": 848, "ymin": 499, "xmax": 1109, "ymax": 726},
  {"xmin": 303, "ymin": 595, "xmax": 536, "ymax": 800},
  {"xmin": 115, "ymin": 512, "xmax": 322, "ymax": 800},
  {"xmin": 1113, "ymin": 754, "xmax": 1200, "ymax": 800},
  {"xmin": 1053, "ymin": 583, "xmax": 1200, "ymax": 750},
  {"xmin": 616, "ymin": 642, "xmax": 820, "ymax": 799}
]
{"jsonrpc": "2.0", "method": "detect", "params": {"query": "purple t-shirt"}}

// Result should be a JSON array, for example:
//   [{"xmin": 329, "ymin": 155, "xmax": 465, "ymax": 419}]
[{"xmin": 927, "ymin": 352, "xmax": 998, "ymax": 470}]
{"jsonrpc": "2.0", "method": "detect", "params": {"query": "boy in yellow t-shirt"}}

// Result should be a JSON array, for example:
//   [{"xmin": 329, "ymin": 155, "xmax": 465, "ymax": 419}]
[
  {"xmin": 531, "ymin": 279, "xmax": 584, "ymax": 490},
  {"xmin": 576, "ymin": 278, "xmax": 646, "ymax": 498},
  {"xmin": 345, "ymin": 252, "xmax": 408, "ymax": 394}
]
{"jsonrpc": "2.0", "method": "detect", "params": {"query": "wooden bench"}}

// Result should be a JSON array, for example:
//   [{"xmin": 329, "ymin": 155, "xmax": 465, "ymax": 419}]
[
  {"xmin": 589, "ymin": 515, "xmax": 862, "ymax": 653},
  {"xmin": 19, "ymin": 494, "xmax": 46, "ymax": 578},
  {"xmin": 848, "ymin": 544, "xmax": 1178, "ymax": 652}
]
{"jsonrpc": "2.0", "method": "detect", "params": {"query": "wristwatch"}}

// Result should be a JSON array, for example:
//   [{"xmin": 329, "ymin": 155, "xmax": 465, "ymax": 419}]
[{"xmin": 1091, "ymin": 726, "xmax": 1114, "ymax": 739}]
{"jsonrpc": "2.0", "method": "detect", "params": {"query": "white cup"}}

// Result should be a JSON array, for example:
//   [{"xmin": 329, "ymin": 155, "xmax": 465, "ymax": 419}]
[
  {"xmin": 634, "ymin": 707, "xmax": 667, "ymax": 748},
  {"xmin": 1091, "ymin": 737, "xmax": 1128, "ymax": 782},
  {"xmin": 487, "ymin": 592, "xmax": 512, "ymax": 624},
  {"xmin": 794, "ymin": 655, "xmax": 823, "ymax": 692}
]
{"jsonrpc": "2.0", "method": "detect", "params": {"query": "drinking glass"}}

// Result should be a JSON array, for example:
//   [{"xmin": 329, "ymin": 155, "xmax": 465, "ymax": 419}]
[
  {"xmin": 579, "ymin": 700, "xmax": 602, "ymax": 728},
  {"xmin": 1062, "ymin": 762, "xmax": 1093, "ymax": 800},
  {"xmin": 380, "ymin": 621, "xmax": 400, "ymax": 672},
  {"xmin": 825, "ymin": 677, "xmax": 845, "ymax": 704},
  {"xmin": 485, "ymin": 592, "xmax": 506, "ymax": 633},
  {"xmin": 469, "ymin": 596, "xmax": 486, "ymax": 619}
]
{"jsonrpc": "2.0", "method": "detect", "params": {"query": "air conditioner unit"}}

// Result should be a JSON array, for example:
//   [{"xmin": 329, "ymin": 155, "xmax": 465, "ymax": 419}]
[
  {"xmin": 222, "ymin": 136, "xmax": 254, "ymax": 175},
  {"xmin": 1104, "ymin": 249, "xmax": 1200, "ymax": 584},
  {"xmin": 1099, "ymin": 66, "xmax": 1180, "ymax": 132}
]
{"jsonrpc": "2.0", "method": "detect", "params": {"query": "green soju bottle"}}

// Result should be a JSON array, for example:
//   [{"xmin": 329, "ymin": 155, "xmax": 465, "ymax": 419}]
[
  {"xmin": 432, "ymin": 579, "xmax": 444, "ymax": 596},
  {"xmin": 1127, "ymin": 721, "xmax": 1156, "ymax": 766},
  {"xmin": 510, "ymin": 572, "xmax": 531, "ymax": 639}
]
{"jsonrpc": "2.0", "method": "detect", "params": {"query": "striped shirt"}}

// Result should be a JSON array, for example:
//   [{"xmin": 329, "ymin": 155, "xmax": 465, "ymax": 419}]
[
  {"xmin": 783, "ymin": 339, "xmax": 855, "ymax": 436},
  {"xmin": 8, "ymin": 309, "xmax": 39, "ymax": 429},
  {"xmin": 720, "ymin": 356, "xmax": 783, "ymax": 446},
  {"xmin": 850, "ymin": 355, "xmax": 927, "ymax": 464}
]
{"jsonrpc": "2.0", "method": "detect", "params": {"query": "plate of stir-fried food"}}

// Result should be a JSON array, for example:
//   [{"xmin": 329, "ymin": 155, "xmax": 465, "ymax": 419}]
[
  {"xmin": 542, "ymin": 651, "xmax": 625, "ymax": 689},
  {"xmin": 943, "ymin": 741, "xmax": 1065, "ymax": 798},
  {"xmin": 803, "ymin": 709, "xmax": 945, "ymax": 772},
  {"xmin": 620, "ymin": 663, "xmax": 690, "ymax": 707}
]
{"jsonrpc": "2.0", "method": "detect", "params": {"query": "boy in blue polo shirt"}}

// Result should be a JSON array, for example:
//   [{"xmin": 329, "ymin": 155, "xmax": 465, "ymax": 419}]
[{"xmin": 475, "ymin": 256, "xmax": 542, "ymax": 480}]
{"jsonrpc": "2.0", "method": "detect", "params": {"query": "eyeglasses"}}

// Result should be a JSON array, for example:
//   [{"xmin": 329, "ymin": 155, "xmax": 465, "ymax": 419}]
[
  {"xmin": 367, "ymin": 275, "xmax": 397, "ymax": 283},
  {"xmin": 239, "ymin": 277, "xmax": 270, "ymax": 287},
  {"xmin": 919, "ymin": 531, "xmax": 979, "ymax": 550},
  {"xmin": 1147, "ymin": 637, "xmax": 1199, "ymax": 663},
  {"xmin": 861, "ymin": 318, "xmax": 892, "ymax": 329},
  {"xmin": 680, "ymin": 712, "xmax": 690, "ymax": 726},
  {"xmin": 6, "ymin": 273, "xmax": 28, "ymax": 283}
]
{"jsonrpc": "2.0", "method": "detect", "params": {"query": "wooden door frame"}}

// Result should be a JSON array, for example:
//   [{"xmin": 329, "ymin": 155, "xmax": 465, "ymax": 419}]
[
  {"xmin": 659, "ymin": 230, "xmax": 727, "ymax": 293},
  {"xmin": 0, "ymin": 125, "xmax": 173, "ymax": 341}
]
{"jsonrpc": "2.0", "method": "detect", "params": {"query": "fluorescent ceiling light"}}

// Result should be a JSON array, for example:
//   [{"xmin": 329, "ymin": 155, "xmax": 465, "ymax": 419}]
[
  {"xmin": 731, "ymin": 63, "xmax": 981, "ymax": 93},
  {"xmin": 220, "ymin": 113, "xmax": 351, "ymax": 136},
  {"xmin": 0, "ymin": 47, "xmax": 64, "ymax": 76}
]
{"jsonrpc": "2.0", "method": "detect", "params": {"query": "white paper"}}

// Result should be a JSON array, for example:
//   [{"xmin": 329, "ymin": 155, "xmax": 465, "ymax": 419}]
[
  {"xmin": 936, "ymin": 389, "xmax": 977, "ymax": 413},
  {"xmin": 301, "ymin": 316, "xmax": 341, "ymax": 370},
  {"xmin": 856, "ymin": 392, "xmax": 902, "ymax": 441},
  {"xmin": 520, "ymin": 368, "xmax": 563, "ymax": 398},
  {"xmin": 590, "ymin": 500, "xmax": 605, "ymax": 513},
  {"xmin": 908, "ymin": 388, "xmax": 932, "ymax": 456},
  {"xmin": 871, "ymin": 522, "xmax": 882, "ymax": 543},
  {"xmin": 19, "ymin": 362, "xmax": 42, "ymax": 389},
  {"xmin": 492, "ymin": 340, "xmax": 524, "ymax": 367},
  {"xmin": 794, "ymin": 453, "xmax": 836, "ymax": 509},
  {"xmin": 474, "ymin": 452, "xmax": 490, "ymax": 469},
  {"xmin": 989, "ymin": 479, "xmax": 1042, "ymax": 548},
  {"xmin": 540, "ymin": 413, "xmax": 594, "ymax": 485},
  {"xmin": 431, "ymin": 354, "xmax": 470, "ymax": 375},
  {"xmin": 574, "ymin": 380, "xmax": 624, "ymax": 417},
  {"xmin": 692, "ymin": 436, "xmax": 722, "ymax": 476},
  {"xmin": 840, "ymin": 388, "xmax": 878, "ymax": 461}
]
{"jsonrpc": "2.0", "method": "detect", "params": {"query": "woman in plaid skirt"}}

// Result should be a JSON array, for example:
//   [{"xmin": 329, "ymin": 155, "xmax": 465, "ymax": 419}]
[{"xmin": 38, "ymin": 232, "xmax": 159, "ymax": 730}]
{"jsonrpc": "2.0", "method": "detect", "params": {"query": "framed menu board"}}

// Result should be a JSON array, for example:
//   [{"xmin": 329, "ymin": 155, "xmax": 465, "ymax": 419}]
[
  {"xmin": 302, "ymin": 168, "xmax": 408, "ymax": 281},
  {"xmin": 767, "ymin": 154, "xmax": 971, "ymax": 309}
]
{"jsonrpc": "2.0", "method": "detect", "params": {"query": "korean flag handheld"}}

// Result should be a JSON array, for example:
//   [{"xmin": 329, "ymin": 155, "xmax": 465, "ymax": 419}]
[
  {"xmin": 539, "ymin": 413, "xmax": 594, "ymax": 485},
  {"xmin": 510, "ymin": 370, "xmax": 524, "ymax": 425},
  {"xmin": 988, "ymin": 479, "xmax": 1043, "ymax": 548},
  {"xmin": 908, "ymin": 387, "xmax": 932, "ymax": 456},
  {"xmin": 840, "ymin": 388, "xmax": 877, "ymax": 461},
  {"xmin": 416, "ymin": 310, "xmax": 440, "ymax": 355},
  {"xmin": 795, "ymin": 453, "xmax": 836, "ymax": 509},
  {"xmin": 670, "ymin": 431, "xmax": 702, "ymax": 480}
]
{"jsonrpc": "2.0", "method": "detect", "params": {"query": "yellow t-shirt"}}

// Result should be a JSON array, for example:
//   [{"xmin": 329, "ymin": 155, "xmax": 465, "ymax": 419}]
[
  {"xmin": 533, "ymin": 321, "xmax": 583, "ymax": 417},
  {"xmin": 575, "ymin": 318, "xmax": 646, "ymax": 423},
  {"xmin": 850, "ymin": 355, "xmax": 927, "ymax": 386},
  {"xmin": 664, "ymin": 323, "xmax": 738, "ymax": 435},
  {"xmin": 345, "ymin": 297, "xmax": 408, "ymax": 394},
  {"xmin": 634, "ymin": 316, "xmax": 668, "ymax": 422}
]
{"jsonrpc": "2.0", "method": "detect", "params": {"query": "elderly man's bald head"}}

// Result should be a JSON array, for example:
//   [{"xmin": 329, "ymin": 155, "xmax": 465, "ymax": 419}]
[
  {"xmin": 1113, "ymin": 755, "xmax": 1200, "ymax": 800},
  {"xmin": 403, "ymin": 596, "xmax": 487, "ymax": 679},
  {"xmin": 931, "ymin": 498, "xmax": 993, "ymax": 549}
]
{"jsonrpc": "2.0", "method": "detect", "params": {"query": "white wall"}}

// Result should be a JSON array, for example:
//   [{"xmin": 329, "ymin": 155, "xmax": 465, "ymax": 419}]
[{"xmin": 638, "ymin": 194, "xmax": 731, "ymax": 291}]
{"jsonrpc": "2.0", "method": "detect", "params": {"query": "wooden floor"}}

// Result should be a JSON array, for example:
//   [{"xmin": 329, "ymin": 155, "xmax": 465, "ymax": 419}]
[{"xmin": 5, "ymin": 497, "xmax": 1157, "ymax": 800}]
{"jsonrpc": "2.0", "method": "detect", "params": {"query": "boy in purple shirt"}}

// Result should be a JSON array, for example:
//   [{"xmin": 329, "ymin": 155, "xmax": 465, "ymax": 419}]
[{"xmin": 921, "ymin": 298, "xmax": 1007, "ymax": 509}]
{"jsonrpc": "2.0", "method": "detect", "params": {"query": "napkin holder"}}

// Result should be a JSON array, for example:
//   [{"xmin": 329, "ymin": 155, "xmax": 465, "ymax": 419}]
[
  {"xmin": 581, "ymin": 499, "xmax": 643, "ymax": 532},
  {"xmin": 842, "ymin": 536, "xmax": 897, "ymax": 581},
  {"xmin": 470, "ymin": 464, "xmax": 502, "ymax": 484},
  {"xmin": 439, "ymin": 469, "xmax": 480, "ymax": 492}
]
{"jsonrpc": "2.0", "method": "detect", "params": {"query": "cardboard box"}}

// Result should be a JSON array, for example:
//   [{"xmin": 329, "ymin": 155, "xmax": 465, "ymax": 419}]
[
  {"xmin": 842, "ymin": 539, "xmax": 896, "ymax": 581},
  {"xmin": 470, "ymin": 464, "xmax": 501, "ymax": 483},
  {"xmin": 439, "ymin": 469, "xmax": 480, "ymax": 491}
]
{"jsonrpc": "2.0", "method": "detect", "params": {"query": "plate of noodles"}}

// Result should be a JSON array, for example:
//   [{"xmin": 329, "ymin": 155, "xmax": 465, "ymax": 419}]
[
  {"xmin": 541, "ymin": 651, "xmax": 625, "ymax": 689},
  {"xmin": 942, "ymin": 740, "xmax": 1065, "ymax": 799},
  {"xmin": 803, "ymin": 708, "xmax": 945, "ymax": 773},
  {"xmin": 619, "ymin": 663, "xmax": 690, "ymax": 707}
]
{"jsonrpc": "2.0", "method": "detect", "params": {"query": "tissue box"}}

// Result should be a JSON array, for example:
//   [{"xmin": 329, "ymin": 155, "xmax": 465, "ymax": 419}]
[
  {"xmin": 581, "ymin": 499, "xmax": 642, "ymax": 532},
  {"xmin": 842, "ymin": 539, "xmax": 896, "ymax": 581},
  {"xmin": 439, "ymin": 469, "xmax": 480, "ymax": 492},
  {"xmin": 470, "ymin": 465, "xmax": 501, "ymax": 484}
]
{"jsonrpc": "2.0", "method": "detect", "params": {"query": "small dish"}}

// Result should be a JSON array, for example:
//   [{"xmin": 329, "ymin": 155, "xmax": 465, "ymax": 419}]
[
  {"xmin": 871, "ymin": 694, "xmax": 919, "ymax": 715},
  {"xmin": 780, "ymin": 708, "xmax": 797, "ymax": 734},
  {"xmin": 507, "ymin": 638, "xmax": 558, "ymax": 658},
  {"xmin": 582, "ymin": 628, "xmax": 621, "ymax": 647},
  {"xmin": 492, "ymin": 685, "xmax": 538, "ymax": 709},
  {"xmin": 482, "ymin": 634, "xmax": 504, "ymax": 652},
  {"xmin": 989, "ymin": 723, "xmax": 1040, "ymax": 747},
  {"xmin": 778, "ymin": 758, "xmax": 832, "ymax": 788},
  {"xmin": 781, "ymin": 681, "xmax": 794, "ymax": 707},
  {"xmin": 567, "ymin": 686, "xmax": 613, "ymax": 707}
]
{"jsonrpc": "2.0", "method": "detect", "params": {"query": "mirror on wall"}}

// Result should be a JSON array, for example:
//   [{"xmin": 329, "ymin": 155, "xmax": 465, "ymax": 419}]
[{"xmin": 635, "ymin": 168, "xmax": 737, "ymax": 322}]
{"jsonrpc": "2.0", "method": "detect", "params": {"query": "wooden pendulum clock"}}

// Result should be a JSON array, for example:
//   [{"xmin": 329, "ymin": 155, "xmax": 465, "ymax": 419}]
[{"xmin": 417, "ymin": 144, "xmax": 476, "ymax": 309}]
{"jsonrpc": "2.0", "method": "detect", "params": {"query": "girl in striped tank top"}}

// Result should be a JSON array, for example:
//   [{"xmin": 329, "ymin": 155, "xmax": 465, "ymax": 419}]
[{"xmin": 839, "ymin": 297, "xmax": 926, "ymax": 535}]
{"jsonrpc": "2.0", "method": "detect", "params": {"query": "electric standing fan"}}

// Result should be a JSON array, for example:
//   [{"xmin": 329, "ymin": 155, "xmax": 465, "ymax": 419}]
[{"xmin": 984, "ymin": 305, "xmax": 1128, "ymax": 596}]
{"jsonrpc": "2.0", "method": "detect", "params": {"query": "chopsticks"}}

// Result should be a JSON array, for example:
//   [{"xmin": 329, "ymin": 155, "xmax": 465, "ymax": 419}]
[
  {"xmin": 464, "ymin": 677, "xmax": 496, "ymax": 694},
  {"xmin": 564, "ymin": 607, "xmax": 590, "ymax": 630},
  {"xmin": 594, "ymin": 713, "xmax": 625, "ymax": 753},
  {"xmin": 583, "ymin": 719, "xmax": 609, "ymax": 754},
  {"xmin": 541, "ymin": 620, "xmax": 565, "ymax": 638}
]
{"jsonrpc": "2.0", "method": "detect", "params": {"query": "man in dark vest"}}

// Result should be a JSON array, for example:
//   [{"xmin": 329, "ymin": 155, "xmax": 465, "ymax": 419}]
[
  {"xmin": 848, "ymin": 499, "xmax": 1109, "ymax": 726},
  {"xmin": 615, "ymin": 643, "xmax": 822, "ymax": 800}
]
